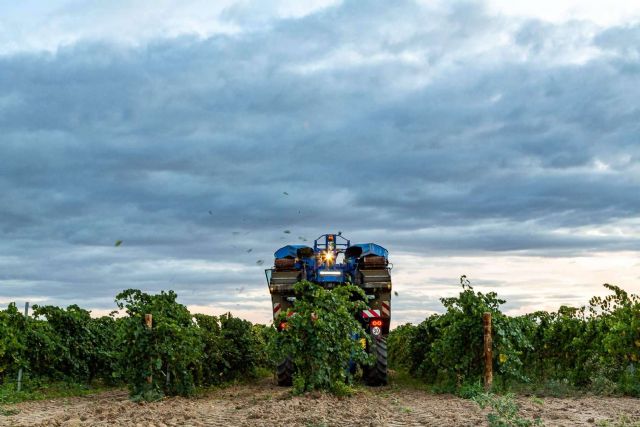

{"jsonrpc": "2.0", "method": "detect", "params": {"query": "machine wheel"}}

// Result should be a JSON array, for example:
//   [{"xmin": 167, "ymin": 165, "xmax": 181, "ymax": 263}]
[
  {"xmin": 276, "ymin": 356, "xmax": 294, "ymax": 386},
  {"xmin": 364, "ymin": 337, "xmax": 388, "ymax": 386}
]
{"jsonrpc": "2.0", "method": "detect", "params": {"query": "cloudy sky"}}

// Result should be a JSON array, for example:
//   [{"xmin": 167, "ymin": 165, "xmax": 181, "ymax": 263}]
[{"xmin": 1, "ymin": 0, "xmax": 640, "ymax": 325}]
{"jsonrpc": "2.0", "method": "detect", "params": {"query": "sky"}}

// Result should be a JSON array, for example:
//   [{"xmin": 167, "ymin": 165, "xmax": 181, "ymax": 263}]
[{"xmin": 1, "ymin": 0, "xmax": 640, "ymax": 326}]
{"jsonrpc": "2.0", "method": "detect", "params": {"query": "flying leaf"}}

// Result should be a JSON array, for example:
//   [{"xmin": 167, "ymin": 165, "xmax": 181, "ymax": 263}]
[
  {"xmin": 115, "ymin": 240, "xmax": 123, "ymax": 247},
  {"xmin": 283, "ymin": 230, "xmax": 291, "ymax": 234},
  {"xmin": 394, "ymin": 291, "xmax": 399, "ymax": 297},
  {"xmin": 283, "ymin": 191, "xmax": 289, "ymax": 196},
  {"xmin": 246, "ymin": 248, "xmax": 253, "ymax": 253},
  {"xmin": 256, "ymin": 260, "xmax": 264, "ymax": 266}
]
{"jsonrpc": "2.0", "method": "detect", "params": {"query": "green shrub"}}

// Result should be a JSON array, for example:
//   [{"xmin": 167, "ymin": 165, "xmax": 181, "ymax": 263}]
[
  {"xmin": 114, "ymin": 289, "xmax": 204, "ymax": 399},
  {"xmin": 23, "ymin": 319, "xmax": 64, "ymax": 380},
  {"xmin": 252, "ymin": 323, "xmax": 277, "ymax": 372},
  {"xmin": 29, "ymin": 305, "xmax": 118, "ymax": 382},
  {"xmin": 218, "ymin": 313, "xmax": 260, "ymax": 381},
  {"xmin": 270, "ymin": 280, "xmax": 372, "ymax": 394},
  {"xmin": 192, "ymin": 313, "xmax": 223, "ymax": 386},
  {"xmin": 473, "ymin": 392, "xmax": 543, "ymax": 427},
  {"xmin": 388, "ymin": 279, "xmax": 640, "ymax": 397},
  {"xmin": 194, "ymin": 313, "xmax": 266, "ymax": 386},
  {"xmin": 458, "ymin": 379, "xmax": 484, "ymax": 399},
  {"xmin": 387, "ymin": 323, "xmax": 416, "ymax": 371},
  {"xmin": 0, "ymin": 304, "xmax": 27, "ymax": 380},
  {"xmin": 401, "ymin": 276, "xmax": 531, "ymax": 392}
]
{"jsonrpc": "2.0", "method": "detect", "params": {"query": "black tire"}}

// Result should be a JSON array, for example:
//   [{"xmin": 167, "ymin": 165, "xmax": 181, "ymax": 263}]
[
  {"xmin": 276, "ymin": 356, "xmax": 294, "ymax": 386},
  {"xmin": 364, "ymin": 337, "xmax": 388, "ymax": 386}
]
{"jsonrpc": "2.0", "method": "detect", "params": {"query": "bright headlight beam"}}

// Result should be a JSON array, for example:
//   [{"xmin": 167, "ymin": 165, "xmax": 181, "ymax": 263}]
[{"xmin": 319, "ymin": 270, "xmax": 341, "ymax": 276}]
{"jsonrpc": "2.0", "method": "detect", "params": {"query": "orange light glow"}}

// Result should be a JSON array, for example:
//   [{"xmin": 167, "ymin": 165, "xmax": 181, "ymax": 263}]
[{"xmin": 371, "ymin": 319, "xmax": 383, "ymax": 327}]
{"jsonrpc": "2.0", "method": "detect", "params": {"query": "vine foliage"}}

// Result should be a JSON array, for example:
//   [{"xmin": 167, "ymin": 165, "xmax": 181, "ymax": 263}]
[
  {"xmin": 270, "ymin": 280, "xmax": 372, "ymax": 395},
  {"xmin": 389, "ymin": 277, "xmax": 640, "ymax": 396}
]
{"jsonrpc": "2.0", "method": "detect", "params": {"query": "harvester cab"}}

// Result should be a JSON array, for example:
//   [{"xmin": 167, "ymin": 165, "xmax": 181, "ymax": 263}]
[
  {"xmin": 313, "ymin": 233, "xmax": 349, "ymax": 283},
  {"xmin": 266, "ymin": 233, "xmax": 392, "ymax": 386}
]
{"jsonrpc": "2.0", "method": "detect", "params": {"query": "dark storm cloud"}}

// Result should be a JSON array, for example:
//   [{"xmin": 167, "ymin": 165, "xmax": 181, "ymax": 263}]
[{"xmin": 1, "ymin": 0, "xmax": 639, "ymax": 315}]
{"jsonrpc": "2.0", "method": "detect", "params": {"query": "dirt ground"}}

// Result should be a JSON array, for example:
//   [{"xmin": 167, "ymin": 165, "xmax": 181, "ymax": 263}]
[{"xmin": 2, "ymin": 377, "xmax": 639, "ymax": 427}]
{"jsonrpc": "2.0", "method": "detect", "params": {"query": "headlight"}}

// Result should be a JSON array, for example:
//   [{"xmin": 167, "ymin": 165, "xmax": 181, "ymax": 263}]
[{"xmin": 319, "ymin": 270, "xmax": 341, "ymax": 276}]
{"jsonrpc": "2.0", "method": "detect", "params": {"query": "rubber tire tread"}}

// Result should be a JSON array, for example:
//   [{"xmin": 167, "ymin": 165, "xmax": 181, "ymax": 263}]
[
  {"xmin": 365, "ymin": 337, "xmax": 388, "ymax": 386},
  {"xmin": 276, "ymin": 357, "xmax": 294, "ymax": 386}
]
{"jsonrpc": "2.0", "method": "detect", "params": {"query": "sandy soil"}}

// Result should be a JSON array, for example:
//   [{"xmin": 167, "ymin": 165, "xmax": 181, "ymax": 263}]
[{"xmin": 2, "ymin": 378, "xmax": 639, "ymax": 427}]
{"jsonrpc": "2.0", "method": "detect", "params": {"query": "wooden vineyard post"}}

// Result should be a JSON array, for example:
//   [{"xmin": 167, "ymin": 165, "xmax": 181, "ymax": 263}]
[
  {"xmin": 145, "ymin": 314, "xmax": 153, "ymax": 384},
  {"xmin": 483, "ymin": 312, "xmax": 493, "ymax": 391},
  {"xmin": 16, "ymin": 302, "xmax": 29, "ymax": 392}
]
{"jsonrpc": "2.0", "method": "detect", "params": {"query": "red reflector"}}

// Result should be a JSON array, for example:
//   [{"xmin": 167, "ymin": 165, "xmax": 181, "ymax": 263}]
[
  {"xmin": 279, "ymin": 321, "xmax": 287, "ymax": 330},
  {"xmin": 328, "ymin": 235, "xmax": 334, "ymax": 241},
  {"xmin": 371, "ymin": 319, "xmax": 383, "ymax": 327}
]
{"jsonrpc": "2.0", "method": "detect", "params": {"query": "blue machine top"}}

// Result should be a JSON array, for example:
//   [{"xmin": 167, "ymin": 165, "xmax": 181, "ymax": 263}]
[
  {"xmin": 274, "ymin": 245, "xmax": 311, "ymax": 259},
  {"xmin": 352, "ymin": 243, "xmax": 388, "ymax": 258},
  {"xmin": 274, "ymin": 240, "xmax": 388, "ymax": 260}
]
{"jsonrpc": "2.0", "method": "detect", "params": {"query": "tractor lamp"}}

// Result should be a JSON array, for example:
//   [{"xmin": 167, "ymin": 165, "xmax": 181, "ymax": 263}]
[{"xmin": 319, "ymin": 270, "xmax": 341, "ymax": 276}]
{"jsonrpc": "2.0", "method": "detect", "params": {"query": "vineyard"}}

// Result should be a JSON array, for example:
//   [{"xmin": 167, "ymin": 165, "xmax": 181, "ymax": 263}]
[
  {"xmin": 388, "ymin": 277, "xmax": 640, "ymax": 397},
  {"xmin": 0, "ymin": 289, "xmax": 273, "ymax": 402},
  {"xmin": 1, "ymin": 278, "xmax": 639, "ymax": 426}
]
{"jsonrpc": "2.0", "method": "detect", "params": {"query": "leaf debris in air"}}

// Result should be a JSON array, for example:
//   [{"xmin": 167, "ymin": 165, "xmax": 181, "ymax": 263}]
[
  {"xmin": 115, "ymin": 240, "xmax": 123, "ymax": 247},
  {"xmin": 283, "ymin": 191, "xmax": 289, "ymax": 196},
  {"xmin": 246, "ymin": 249, "xmax": 253, "ymax": 253},
  {"xmin": 283, "ymin": 230, "xmax": 291, "ymax": 234},
  {"xmin": 256, "ymin": 260, "xmax": 264, "ymax": 265},
  {"xmin": 394, "ymin": 291, "xmax": 399, "ymax": 297}
]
